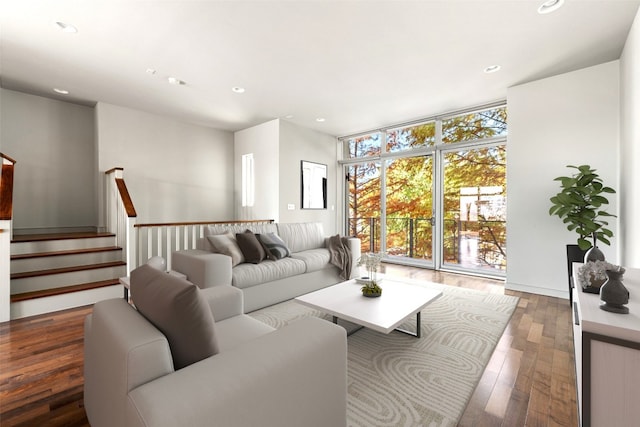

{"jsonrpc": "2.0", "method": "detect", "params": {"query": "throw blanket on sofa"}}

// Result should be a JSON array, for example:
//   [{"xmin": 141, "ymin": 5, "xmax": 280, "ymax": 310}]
[{"xmin": 328, "ymin": 235, "xmax": 353, "ymax": 280}]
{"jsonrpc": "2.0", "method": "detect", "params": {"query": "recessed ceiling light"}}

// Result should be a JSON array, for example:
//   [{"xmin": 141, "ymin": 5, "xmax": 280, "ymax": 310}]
[
  {"xmin": 538, "ymin": 0, "xmax": 564, "ymax": 14},
  {"xmin": 54, "ymin": 21, "xmax": 77, "ymax": 33},
  {"xmin": 53, "ymin": 88, "xmax": 69, "ymax": 94},
  {"xmin": 484, "ymin": 65, "xmax": 501, "ymax": 73},
  {"xmin": 167, "ymin": 77, "xmax": 185, "ymax": 85},
  {"xmin": 232, "ymin": 87, "xmax": 245, "ymax": 93},
  {"xmin": 284, "ymin": 115, "xmax": 294, "ymax": 119},
  {"xmin": 316, "ymin": 118, "xmax": 326, "ymax": 122},
  {"xmin": 146, "ymin": 68, "xmax": 156, "ymax": 75}
]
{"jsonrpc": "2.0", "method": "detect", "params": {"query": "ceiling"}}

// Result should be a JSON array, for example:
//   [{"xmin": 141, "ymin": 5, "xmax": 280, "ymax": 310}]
[{"xmin": 1, "ymin": 0, "xmax": 639, "ymax": 137}]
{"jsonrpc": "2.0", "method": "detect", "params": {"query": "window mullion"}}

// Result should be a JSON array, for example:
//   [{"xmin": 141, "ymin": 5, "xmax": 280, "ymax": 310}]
[{"xmin": 380, "ymin": 130, "xmax": 387, "ymax": 255}]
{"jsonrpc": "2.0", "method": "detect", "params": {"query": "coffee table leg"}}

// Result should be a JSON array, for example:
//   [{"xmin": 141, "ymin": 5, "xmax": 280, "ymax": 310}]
[
  {"xmin": 395, "ymin": 311, "xmax": 421, "ymax": 338},
  {"xmin": 332, "ymin": 316, "xmax": 364, "ymax": 336}
]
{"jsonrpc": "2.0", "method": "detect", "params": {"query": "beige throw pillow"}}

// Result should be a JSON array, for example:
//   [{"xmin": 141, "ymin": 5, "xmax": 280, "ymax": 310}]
[{"xmin": 207, "ymin": 232, "xmax": 245, "ymax": 266}]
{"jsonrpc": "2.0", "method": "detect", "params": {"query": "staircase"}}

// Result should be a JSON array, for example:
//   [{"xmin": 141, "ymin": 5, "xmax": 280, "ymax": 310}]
[{"xmin": 9, "ymin": 232, "xmax": 126, "ymax": 319}]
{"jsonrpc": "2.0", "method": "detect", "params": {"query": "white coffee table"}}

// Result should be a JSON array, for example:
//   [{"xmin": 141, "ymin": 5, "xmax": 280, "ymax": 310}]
[{"xmin": 294, "ymin": 278, "xmax": 442, "ymax": 338}]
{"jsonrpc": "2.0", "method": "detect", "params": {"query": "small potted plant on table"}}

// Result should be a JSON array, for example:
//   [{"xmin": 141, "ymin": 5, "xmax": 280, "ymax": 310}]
[{"xmin": 358, "ymin": 252, "xmax": 384, "ymax": 297}]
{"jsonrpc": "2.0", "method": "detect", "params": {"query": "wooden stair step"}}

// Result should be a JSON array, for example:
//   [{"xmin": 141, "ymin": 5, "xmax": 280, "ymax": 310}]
[
  {"xmin": 11, "ymin": 232, "xmax": 115, "ymax": 243},
  {"xmin": 10, "ymin": 261, "xmax": 126, "ymax": 280},
  {"xmin": 10, "ymin": 279, "xmax": 121, "ymax": 303},
  {"xmin": 11, "ymin": 246, "xmax": 122, "ymax": 260}
]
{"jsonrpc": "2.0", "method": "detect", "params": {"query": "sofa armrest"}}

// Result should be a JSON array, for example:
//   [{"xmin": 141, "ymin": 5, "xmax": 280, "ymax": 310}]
[
  {"xmin": 201, "ymin": 285, "xmax": 244, "ymax": 321},
  {"xmin": 85, "ymin": 299, "xmax": 174, "ymax": 427},
  {"xmin": 127, "ymin": 317, "xmax": 347, "ymax": 427},
  {"xmin": 171, "ymin": 249, "xmax": 232, "ymax": 289}
]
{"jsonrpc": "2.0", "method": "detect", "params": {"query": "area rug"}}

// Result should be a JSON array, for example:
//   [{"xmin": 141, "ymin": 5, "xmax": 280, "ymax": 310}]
[{"xmin": 249, "ymin": 280, "xmax": 518, "ymax": 427}]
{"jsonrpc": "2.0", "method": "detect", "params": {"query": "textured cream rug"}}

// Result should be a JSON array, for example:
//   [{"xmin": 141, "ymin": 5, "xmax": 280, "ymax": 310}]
[{"xmin": 249, "ymin": 280, "xmax": 518, "ymax": 427}]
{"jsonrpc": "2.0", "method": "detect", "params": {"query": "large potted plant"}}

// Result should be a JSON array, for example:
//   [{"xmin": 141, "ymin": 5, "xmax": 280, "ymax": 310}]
[{"xmin": 549, "ymin": 164, "xmax": 616, "ymax": 300}]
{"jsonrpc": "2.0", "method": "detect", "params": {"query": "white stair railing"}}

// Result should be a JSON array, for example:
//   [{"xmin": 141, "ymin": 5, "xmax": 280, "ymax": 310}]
[
  {"xmin": 105, "ymin": 168, "xmax": 137, "ymax": 276},
  {"xmin": 0, "ymin": 153, "xmax": 16, "ymax": 322},
  {"xmin": 135, "ymin": 220, "xmax": 274, "ymax": 271}
]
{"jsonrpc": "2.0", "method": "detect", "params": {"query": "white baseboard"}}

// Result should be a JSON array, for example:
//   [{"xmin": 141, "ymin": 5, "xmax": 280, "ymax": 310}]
[{"xmin": 505, "ymin": 282, "xmax": 569, "ymax": 300}]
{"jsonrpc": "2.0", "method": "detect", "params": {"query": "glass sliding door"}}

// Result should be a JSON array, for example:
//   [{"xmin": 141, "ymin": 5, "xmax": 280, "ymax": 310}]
[
  {"xmin": 346, "ymin": 162, "xmax": 381, "ymax": 254},
  {"xmin": 441, "ymin": 144, "xmax": 506, "ymax": 274},
  {"xmin": 385, "ymin": 155, "xmax": 434, "ymax": 267}
]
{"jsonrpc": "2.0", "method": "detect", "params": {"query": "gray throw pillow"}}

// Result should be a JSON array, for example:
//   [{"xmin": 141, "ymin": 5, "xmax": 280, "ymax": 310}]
[
  {"xmin": 236, "ymin": 230, "xmax": 266, "ymax": 264},
  {"xmin": 256, "ymin": 233, "xmax": 291, "ymax": 260},
  {"xmin": 256, "ymin": 234, "xmax": 277, "ymax": 261},
  {"xmin": 130, "ymin": 264, "xmax": 219, "ymax": 370},
  {"xmin": 207, "ymin": 232, "xmax": 245, "ymax": 266}
]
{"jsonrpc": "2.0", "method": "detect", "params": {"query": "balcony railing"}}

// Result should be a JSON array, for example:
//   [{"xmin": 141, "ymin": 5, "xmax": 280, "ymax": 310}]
[{"xmin": 348, "ymin": 216, "xmax": 506, "ymax": 272}]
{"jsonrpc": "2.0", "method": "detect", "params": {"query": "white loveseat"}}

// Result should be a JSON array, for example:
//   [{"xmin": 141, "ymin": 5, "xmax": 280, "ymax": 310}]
[
  {"xmin": 172, "ymin": 222, "xmax": 361, "ymax": 312},
  {"xmin": 84, "ymin": 264, "xmax": 347, "ymax": 427}
]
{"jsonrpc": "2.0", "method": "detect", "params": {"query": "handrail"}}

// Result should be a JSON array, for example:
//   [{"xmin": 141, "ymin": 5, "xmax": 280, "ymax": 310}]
[
  {"xmin": 0, "ymin": 153, "xmax": 16, "ymax": 322},
  {"xmin": 104, "ymin": 166, "xmax": 123, "ymax": 175},
  {"xmin": 0, "ymin": 153, "xmax": 17, "ymax": 221},
  {"xmin": 115, "ymin": 178, "xmax": 137, "ymax": 217},
  {"xmin": 0, "ymin": 153, "xmax": 17, "ymax": 164},
  {"xmin": 135, "ymin": 219, "xmax": 274, "ymax": 270},
  {"xmin": 349, "ymin": 216, "xmax": 507, "ymax": 271},
  {"xmin": 134, "ymin": 219, "xmax": 273, "ymax": 228}
]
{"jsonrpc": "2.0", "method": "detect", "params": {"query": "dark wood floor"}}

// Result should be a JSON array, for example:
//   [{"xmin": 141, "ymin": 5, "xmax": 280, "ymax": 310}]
[{"xmin": 0, "ymin": 265, "xmax": 577, "ymax": 427}]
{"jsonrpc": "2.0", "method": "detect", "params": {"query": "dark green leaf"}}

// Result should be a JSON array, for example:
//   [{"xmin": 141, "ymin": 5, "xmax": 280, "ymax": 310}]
[{"xmin": 578, "ymin": 238, "xmax": 591, "ymax": 250}]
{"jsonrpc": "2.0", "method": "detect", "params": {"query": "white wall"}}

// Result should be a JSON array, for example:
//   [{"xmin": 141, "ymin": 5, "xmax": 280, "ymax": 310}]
[
  {"xmin": 233, "ymin": 119, "xmax": 280, "ymax": 221},
  {"xmin": 279, "ymin": 120, "xmax": 337, "ymax": 234},
  {"xmin": 620, "ymin": 8, "xmax": 640, "ymax": 268},
  {"xmin": 0, "ymin": 89, "xmax": 97, "ymax": 232},
  {"xmin": 233, "ymin": 119, "xmax": 338, "ymax": 234},
  {"xmin": 506, "ymin": 61, "xmax": 620, "ymax": 298},
  {"xmin": 96, "ymin": 102, "xmax": 234, "ymax": 224}
]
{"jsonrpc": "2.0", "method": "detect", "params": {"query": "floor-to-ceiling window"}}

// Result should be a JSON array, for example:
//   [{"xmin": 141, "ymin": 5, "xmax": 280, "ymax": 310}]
[{"xmin": 342, "ymin": 103, "xmax": 507, "ymax": 277}]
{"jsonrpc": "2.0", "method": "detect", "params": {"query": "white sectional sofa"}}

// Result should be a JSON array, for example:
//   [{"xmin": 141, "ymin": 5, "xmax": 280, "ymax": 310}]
[
  {"xmin": 84, "ymin": 263, "xmax": 348, "ymax": 427},
  {"xmin": 172, "ymin": 222, "xmax": 361, "ymax": 312}
]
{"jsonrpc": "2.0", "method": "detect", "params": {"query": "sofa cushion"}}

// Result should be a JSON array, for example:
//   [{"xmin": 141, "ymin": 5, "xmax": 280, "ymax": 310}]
[
  {"xmin": 130, "ymin": 264, "xmax": 219, "ymax": 370},
  {"xmin": 206, "ymin": 223, "xmax": 278, "ymax": 236},
  {"xmin": 232, "ymin": 258, "xmax": 306, "ymax": 289},
  {"xmin": 291, "ymin": 248, "xmax": 332, "ymax": 273},
  {"xmin": 236, "ymin": 230, "xmax": 266, "ymax": 264},
  {"xmin": 276, "ymin": 223, "xmax": 325, "ymax": 253},
  {"xmin": 207, "ymin": 233, "xmax": 244, "ymax": 266},
  {"xmin": 215, "ymin": 314, "xmax": 275, "ymax": 352},
  {"xmin": 256, "ymin": 233, "xmax": 291, "ymax": 260}
]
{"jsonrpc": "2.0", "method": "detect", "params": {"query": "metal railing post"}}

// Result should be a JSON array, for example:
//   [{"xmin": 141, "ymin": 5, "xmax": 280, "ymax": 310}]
[
  {"xmin": 369, "ymin": 217, "xmax": 375, "ymax": 253},
  {"xmin": 409, "ymin": 218, "xmax": 414, "ymax": 258}
]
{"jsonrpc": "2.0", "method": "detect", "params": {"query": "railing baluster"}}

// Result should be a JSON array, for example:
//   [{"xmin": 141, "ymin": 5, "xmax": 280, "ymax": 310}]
[
  {"xmin": 409, "ymin": 218, "xmax": 414, "ymax": 258},
  {"xmin": 156, "ymin": 227, "xmax": 161, "ymax": 258},
  {"xmin": 183, "ymin": 226, "xmax": 188, "ymax": 250},
  {"xmin": 147, "ymin": 229, "xmax": 153, "ymax": 261},
  {"xmin": 166, "ymin": 227, "xmax": 172, "ymax": 270}
]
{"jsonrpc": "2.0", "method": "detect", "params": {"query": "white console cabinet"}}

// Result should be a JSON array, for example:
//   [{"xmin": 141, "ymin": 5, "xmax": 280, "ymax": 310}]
[{"xmin": 571, "ymin": 264, "xmax": 640, "ymax": 427}]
